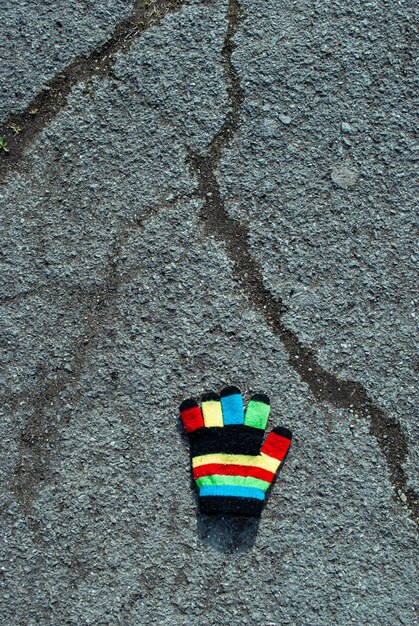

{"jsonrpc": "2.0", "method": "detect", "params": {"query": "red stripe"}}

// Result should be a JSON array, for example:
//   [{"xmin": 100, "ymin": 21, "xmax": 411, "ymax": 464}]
[
  {"xmin": 193, "ymin": 463, "xmax": 275, "ymax": 483},
  {"xmin": 261, "ymin": 431, "xmax": 291, "ymax": 461},
  {"xmin": 180, "ymin": 406, "xmax": 204, "ymax": 433}
]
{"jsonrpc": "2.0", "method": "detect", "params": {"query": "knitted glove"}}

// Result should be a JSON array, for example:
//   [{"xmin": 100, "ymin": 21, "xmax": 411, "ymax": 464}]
[{"xmin": 180, "ymin": 386, "xmax": 292, "ymax": 516}]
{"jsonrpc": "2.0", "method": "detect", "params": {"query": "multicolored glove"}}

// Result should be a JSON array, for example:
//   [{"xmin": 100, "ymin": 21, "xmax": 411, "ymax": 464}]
[{"xmin": 180, "ymin": 386, "xmax": 292, "ymax": 516}]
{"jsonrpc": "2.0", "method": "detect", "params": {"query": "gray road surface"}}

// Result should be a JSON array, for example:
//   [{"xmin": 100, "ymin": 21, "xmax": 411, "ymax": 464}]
[{"xmin": 1, "ymin": 1, "xmax": 417, "ymax": 625}]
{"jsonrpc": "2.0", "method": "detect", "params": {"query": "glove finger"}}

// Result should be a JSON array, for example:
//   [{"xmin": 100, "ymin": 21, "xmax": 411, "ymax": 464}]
[
  {"xmin": 244, "ymin": 393, "xmax": 270, "ymax": 429},
  {"xmin": 201, "ymin": 391, "xmax": 223, "ymax": 427},
  {"xmin": 220, "ymin": 385, "xmax": 244, "ymax": 425},
  {"xmin": 260, "ymin": 426, "xmax": 292, "ymax": 470},
  {"xmin": 179, "ymin": 398, "xmax": 204, "ymax": 433}
]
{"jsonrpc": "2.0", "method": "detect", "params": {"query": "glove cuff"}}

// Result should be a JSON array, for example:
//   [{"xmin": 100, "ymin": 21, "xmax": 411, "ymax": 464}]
[{"xmin": 199, "ymin": 486, "xmax": 266, "ymax": 516}]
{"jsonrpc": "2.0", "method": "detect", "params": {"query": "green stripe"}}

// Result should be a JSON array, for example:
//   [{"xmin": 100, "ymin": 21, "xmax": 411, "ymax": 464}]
[
  {"xmin": 244, "ymin": 399, "xmax": 270, "ymax": 429},
  {"xmin": 196, "ymin": 475, "xmax": 270, "ymax": 491}
]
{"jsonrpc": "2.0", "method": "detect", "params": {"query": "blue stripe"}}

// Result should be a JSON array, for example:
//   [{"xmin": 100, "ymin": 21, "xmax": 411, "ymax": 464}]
[
  {"xmin": 199, "ymin": 485, "xmax": 265, "ymax": 500},
  {"xmin": 221, "ymin": 393, "xmax": 244, "ymax": 425}
]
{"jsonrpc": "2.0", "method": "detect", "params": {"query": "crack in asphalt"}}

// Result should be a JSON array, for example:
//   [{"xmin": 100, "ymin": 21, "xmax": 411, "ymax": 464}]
[
  {"xmin": 10, "ymin": 233, "xmax": 125, "ymax": 509},
  {"xmin": 9, "ymin": 195, "xmax": 183, "ymax": 509},
  {"xmin": 0, "ymin": 289, "xmax": 40, "ymax": 305},
  {"xmin": 0, "ymin": 195, "xmax": 183, "ymax": 308},
  {"xmin": 187, "ymin": 0, "xmax": 418, "ymax": 524},
  {"xmin": 0, "ymin": 0, "xmax": 186, "ymax": 181}
]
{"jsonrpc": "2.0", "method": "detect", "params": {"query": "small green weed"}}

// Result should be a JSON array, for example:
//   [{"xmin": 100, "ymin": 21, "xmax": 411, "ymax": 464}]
[{"xmin": 0, "ymin": 137, "xmax": 9, "ymax": 153}]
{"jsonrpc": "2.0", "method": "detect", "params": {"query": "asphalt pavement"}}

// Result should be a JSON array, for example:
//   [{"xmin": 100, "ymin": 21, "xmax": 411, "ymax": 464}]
[{"xmin": 1, "ymin": 1, "xmax": 417, "ymax": 624}]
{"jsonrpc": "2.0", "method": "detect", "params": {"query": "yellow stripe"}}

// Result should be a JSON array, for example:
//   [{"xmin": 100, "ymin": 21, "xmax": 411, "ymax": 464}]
[
  {"xmin": 202, "ymin": 400, "xmax": 223, "ymax": 427},
  {"xmin": 260, "ymin": 452, "xmax": 281, "ymax": 473},
  {"xmin": 192, "ymin": 453, "xmax": 280, "ymax": 473}
]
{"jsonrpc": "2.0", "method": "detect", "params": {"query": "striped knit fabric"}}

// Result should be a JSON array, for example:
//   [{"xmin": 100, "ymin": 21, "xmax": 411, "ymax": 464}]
[{"xmin": 180, "ymin": 386, "xmax": 292, "ymax": 516}]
